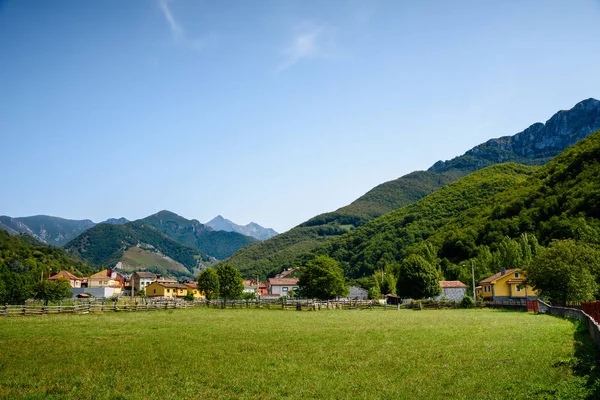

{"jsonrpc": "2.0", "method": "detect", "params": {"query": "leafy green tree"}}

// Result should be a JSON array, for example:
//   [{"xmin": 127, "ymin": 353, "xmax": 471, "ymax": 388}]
[
  {"xmin": 298, "ymin": 256, "xmax": 349, "ymax": 300},
  {"xmin": 380, "ymin": 271, "xmax": 397, "ymax": 295},
  {"xmin": 368, "ymin": 285, "xmax": 381, "ymax": 299},
  {"xmin": 32, "ymin": 278, "xmax": 72, "ymax": 304},
  {"xmin": 525, "ymin": 240, "xmax": 600, "ymax": 303},
  {"xmin": 215, "ymin": 264, "xmax": 243, "ymax": 300},
  {"xmin": 396, "ymin": 254, "xmax": 441, "ymax": 299},
  {"xmin": 197, "ymin": 268, "xmax": 220, "ymax": 300}
]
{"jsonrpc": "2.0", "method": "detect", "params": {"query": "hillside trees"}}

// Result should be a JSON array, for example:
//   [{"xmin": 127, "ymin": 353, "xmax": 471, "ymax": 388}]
[
  {"xmin": 396, "ymin": 254, "xmax": 441, "ymax": 299},
  {"xmin": 215, "ymin": 264, "xmax": 244, "ymax": 301},
  {"xmin": 197, "ymin": 268, "xmax": 220, "ymax": 300},
  {"xmin": 298, "ymin": 256, "xmax": 348, "ymax": 300},
  {"xmin": 32, "ymin": 278, "xmax": 72, "ymax": 304},
  {"xmin": 525, "ymin": 240, "xmax": 600, "ymax": 303}
]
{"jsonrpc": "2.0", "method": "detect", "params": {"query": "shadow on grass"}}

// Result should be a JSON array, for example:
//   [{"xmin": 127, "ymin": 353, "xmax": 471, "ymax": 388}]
[{"xmin": 572, "ymin": 320, "xmax": 600, "ymax": 399}]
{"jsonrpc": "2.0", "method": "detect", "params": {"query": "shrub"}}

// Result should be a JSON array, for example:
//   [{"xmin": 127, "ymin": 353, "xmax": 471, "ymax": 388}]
[{"xmin": 461, "ymin": 295, "xmax": 474, "ymax": 308}]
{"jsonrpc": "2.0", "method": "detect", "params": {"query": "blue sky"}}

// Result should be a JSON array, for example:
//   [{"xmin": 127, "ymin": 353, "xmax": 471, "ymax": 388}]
[{"xmin": 1, "ymin": 0, "xmax": 600, "ymax": 233}]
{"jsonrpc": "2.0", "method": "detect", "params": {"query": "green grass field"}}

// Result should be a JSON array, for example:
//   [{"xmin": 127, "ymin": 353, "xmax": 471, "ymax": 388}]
[{"xmin": 0, "ymin": 309, "xmax": 596, "ymax": 399}]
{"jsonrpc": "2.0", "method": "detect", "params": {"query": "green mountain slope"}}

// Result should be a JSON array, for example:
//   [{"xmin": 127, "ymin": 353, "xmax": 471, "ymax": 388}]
[
  {"xmin": 310, "ymin": 129, "xmax": 600, "ymax": 283},
  {"xmin": 140, "ymin": 210, "xmax": 258, "ymax": 260},
  {"xmin": 63, "ymin": 221, "xmax": 211, "ymax": 277},
  {"xmin": 226, "ymin": 98, "xmax": 600, "ymax": 277},
  {"xmin": 0, "ymin": 229, "xmax": 95, "ymax": 303}
]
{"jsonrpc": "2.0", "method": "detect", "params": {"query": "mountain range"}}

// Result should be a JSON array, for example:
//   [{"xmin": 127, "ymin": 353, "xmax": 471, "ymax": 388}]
[
  {"xmin": 206, "ymin": 215, "xmax": 278, "ymax": 240},
  {"xmin": 0, "ymin": 213, "xmax": 273, "ymax": 252},
  {"xmin": 225, "ymin": 98, "xmax": 600, "ymax": 278},
  {"xmin": 0, "ymin": 211, "xmax": 269, "ymax": 277}
]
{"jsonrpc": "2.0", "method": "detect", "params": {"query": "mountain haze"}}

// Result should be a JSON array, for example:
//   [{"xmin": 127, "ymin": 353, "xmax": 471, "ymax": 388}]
[
  {"xmin": 225, "ymin": 98, "xmax": 600, "ymax": 277},
  {"xmin": 206, "ymin": 215, "xmax": 278, "ymax": 240}
]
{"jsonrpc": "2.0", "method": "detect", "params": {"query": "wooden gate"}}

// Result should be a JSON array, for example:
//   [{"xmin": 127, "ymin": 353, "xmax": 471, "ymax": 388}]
[
  {"xmin": 526, "ymin": 300, "xmax": 538, "ymax": 313},
  {"xmin": 581, "ymin": 301, "xmax": 600, "ymax": 324}
]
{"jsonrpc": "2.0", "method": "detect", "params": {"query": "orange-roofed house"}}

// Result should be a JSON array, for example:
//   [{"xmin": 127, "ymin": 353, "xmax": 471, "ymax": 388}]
[
  {"xmin": 435, "ymin": 281, "xmax": 468, "ymax": 302},
  {"xmin": 268, "ymin": 278, "xmax": 298, "ymax": 297},
  {"xmin": 183, "ymin": 282, "xmax": 204, "ymax": 299},
  {"xmin": 48, "ymin": 270, "xmax": 83, "ymax": 288},
  {"xmin": 479, "ymin": 268, "xmax": 538, "ymax": 302}
]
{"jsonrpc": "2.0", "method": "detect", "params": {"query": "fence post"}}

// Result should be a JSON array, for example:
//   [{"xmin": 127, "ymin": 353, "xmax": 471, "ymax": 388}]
[
  {"xmin": 22, "ymin": 304, "xmax": 26, "ymax": 316},
  {"xmin": 58, "ymin": 301, "xmax": 61, "ymax": 314},
  {"xmin": 4, "ymin": 304, "xmax": 7, "ymax": 316}
]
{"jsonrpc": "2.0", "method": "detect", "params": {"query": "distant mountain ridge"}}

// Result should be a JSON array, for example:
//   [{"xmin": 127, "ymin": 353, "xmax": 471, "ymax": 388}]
[
  {"xmin": 0, "ymin": 215, "xmax": 131, "ymax": 246},
  {"xmin": 140, "ymin": 211, "xmax": 258, "ymax": 260},
  {"xmin": 206, "ymin": 215, "xmax": 278, "ymax": 240},
  {"xmin": 225, "ymin": 98, "xmax": 600, "ymax": 277}
]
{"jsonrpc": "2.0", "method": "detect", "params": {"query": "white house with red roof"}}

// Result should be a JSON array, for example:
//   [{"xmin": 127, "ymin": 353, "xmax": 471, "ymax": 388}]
[{"xmin": 268, "ymin": 277, "xmax": 298, "ymax": 297}]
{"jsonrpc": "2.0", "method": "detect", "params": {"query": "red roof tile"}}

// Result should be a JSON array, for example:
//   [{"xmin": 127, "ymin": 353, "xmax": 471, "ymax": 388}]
[
  {"xmin": 48, "ymin": 270, "xmax": 80, "ymax": 280},
  {"xmin": 440, "ymin": 280, "xmax": 467, "ymax": 288},
  {"xmin": 268, "ymin": 278, "xmax": 298, "ymax": 286}
]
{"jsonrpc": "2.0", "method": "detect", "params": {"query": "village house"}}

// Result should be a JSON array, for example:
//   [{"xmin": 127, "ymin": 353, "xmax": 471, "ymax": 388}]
[
  {"xmin": 48, "ymin": 270, "xmax": 83, "ymax": 288},
  {"xmin": 435, "ymin": 281, "xmax": 468, "ymax": 302},
  {"xmin": 131, "ymin": 271, "xmax": 157, "ymax": 293},
  {"xmin": 145, "ymin": 281, "xmax": 189, "ymax": 298},
  {"xmin": 183, "ymin": 282, "xmax": 204, "ymax": 299},
  {"xmin": 347, "ymin": 286, "xmax": 368, "ymax": 300},
  {"xmin": 479, "ymin": 268, "xmax": 538, "ymax": 302},
  {"xmin": 70, "ymin": 269, "xmax": 125, "ymax": 298},
  {"xmin": 268, "ymin": 277, "xmax": 298, "ymax": 297}
]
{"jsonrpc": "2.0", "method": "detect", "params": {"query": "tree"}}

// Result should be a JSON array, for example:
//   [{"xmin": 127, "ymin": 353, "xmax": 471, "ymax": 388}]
[
  {"xmin": 298, "ymin": 256, "xmax": 348, "ymax": 300},
  {"xmin": 396, "ymin": 254, "xmax": 441, "ymax": 299},
  {"xmin": 215, "ymin": 264, "xmax": 243, "ymax": 300},
  {"xmin": 197, "ymin": 268, "xmax": 220, "ymax": 300},
  {"xmin": 32, "ymin": 278, "xmax": 72, "ymax": 304},
  {"xmin": 525, "ymin": 240, "xmax": 600, "ymax": 303}
]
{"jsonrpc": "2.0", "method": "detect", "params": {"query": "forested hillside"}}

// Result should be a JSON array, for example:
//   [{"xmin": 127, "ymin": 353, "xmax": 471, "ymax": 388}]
[
  {"xmin": 63, "ymin": 221, "xmax": 210, "ymax": 274},
  {"xmin": 0, "ymin": 229, "xmax": 94, "ymax": 304},
  {"xmin": 305, "ymin": 129, "xmax": 600, "ymax": 287},
  {"xmin": 225, "ymin": 98, "xmax": 600, "ymax": 277}
]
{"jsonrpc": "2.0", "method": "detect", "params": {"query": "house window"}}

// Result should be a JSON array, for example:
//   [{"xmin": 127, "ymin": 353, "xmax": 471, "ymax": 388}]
[
  {"xmin": 167, "ymin": 289, "xmax": 170, "ymax": 293},
  {"xmin": 282, "ymin": 287, "xmax": 288, "ymax": 292},
  {"xmin": 514, "ymin": 272, "xmax": 520, "ymax": 278},
  {"xmin": 153, "ymin": 289, "xmax": 156, "ymax": 294},
  {"xmin": 516, "ymin": 285, "xmax": 522, "ymax": 292}
]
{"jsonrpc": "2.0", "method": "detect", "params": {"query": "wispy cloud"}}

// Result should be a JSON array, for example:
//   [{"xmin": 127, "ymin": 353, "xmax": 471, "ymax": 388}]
[
  {"xmin": 276, "ymin": 22, "xmax": 330, "ymax": 73},
  {"xmin": 158, "ymin": 0, "xmax": 217, "ymax": 51},
  {"xmin": 159, "ymin": 0, "xmax": 183, "ymax": 39}
]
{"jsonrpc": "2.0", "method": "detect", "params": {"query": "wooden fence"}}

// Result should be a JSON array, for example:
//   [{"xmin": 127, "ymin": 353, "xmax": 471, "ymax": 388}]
[{"xmin": 1, "ymin": 298, "xmax": 492, "ymax": 317}]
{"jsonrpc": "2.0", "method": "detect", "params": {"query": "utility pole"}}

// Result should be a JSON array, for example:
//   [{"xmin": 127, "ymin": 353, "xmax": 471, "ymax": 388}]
[{"xmin": 471, "ymin": 261, "xmax": 476, "ymax": 302}]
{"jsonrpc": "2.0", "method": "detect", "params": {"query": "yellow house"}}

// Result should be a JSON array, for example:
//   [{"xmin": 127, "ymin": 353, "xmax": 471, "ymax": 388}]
[
  {"xmin": 479, "ymin": 268, "xmax": 538, "ymax": 302},
  {"xmin": 184, "ymin": 282, "xmax": 205, "ymax": 299},
  {"xmin": 146, "ymin": 282, "xmax": 189, "ymax": 298},
  {"xmin": 88, "ymin": 269, "xmax": 123, "ymax": 295}
]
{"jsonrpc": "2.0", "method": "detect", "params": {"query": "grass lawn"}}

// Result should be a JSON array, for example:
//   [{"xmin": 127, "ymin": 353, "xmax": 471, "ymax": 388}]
[{"xmin": 0, "ymin": 308, "xmax": 595, "ymax": 399}]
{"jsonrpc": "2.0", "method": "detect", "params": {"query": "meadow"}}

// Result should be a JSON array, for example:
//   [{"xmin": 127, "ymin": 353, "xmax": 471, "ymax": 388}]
[{"xmin": 0, "ymin": 308, "xmax": 595, "ymax": 399}]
